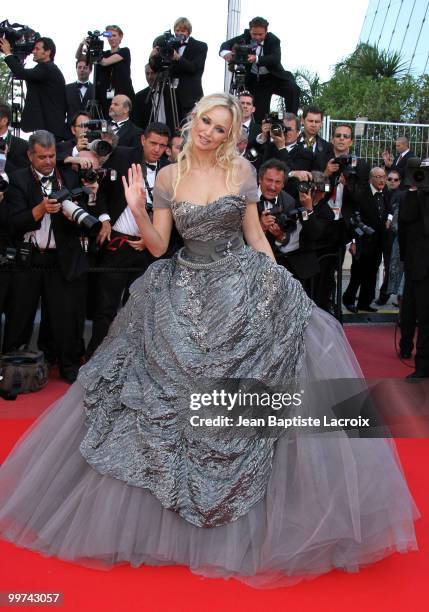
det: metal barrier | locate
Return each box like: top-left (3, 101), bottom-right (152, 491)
top-left (321, 117), bottom-right (429, 166)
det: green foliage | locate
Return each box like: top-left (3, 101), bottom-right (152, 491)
top-left (335, 43), bottom-right (408, 79)
top-left (294, 68), bottom-right (322, 108)
top-left (306, 42), bottom-right (428, 123)
top-left (0, 61), bottom-right (11, 104)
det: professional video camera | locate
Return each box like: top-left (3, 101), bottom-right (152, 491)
top-left (264, 112), bottom-right (285, 137)
top-left (404, 157), bottom-right (429, 191)
top-left (349, 211), bottom-right (375, 237)
top-left (152, 30), bottom-right (185, 69)
top-left (83, 30), bottom-right (112, 63)
top-left (78, 167), bottom-right (117, 184)
top-left (0, 19), bottom-right (40, 61)
top-left (297, 179), bottom-right (330, 194)
top-left (51, 187), bottom-right (101, 236)
top-left (232, 42), bottom-right (258, 65)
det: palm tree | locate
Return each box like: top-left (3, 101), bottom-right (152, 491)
top-left (294, 68), bottom-right (322, 108)
top-left (336, 43), bottom-right (408, 79)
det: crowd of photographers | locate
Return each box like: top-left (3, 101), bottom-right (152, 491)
top-left (0, 15), bottom-right (429, 380)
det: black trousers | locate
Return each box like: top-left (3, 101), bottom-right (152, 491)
top-left (2, 251), bottom-right (87, 374)
top-left (343, 242), bottom-right (382, 308)
top-left (378, 230), bottom-right (394, 300)
top-left (400, 273), bottom-right (417, 354)
top-left (246, 73), bottom-right (300, 123)
top-left (86, 241), bottom-right (154, 358)
top-left (403, 271), bottom-right (429, 375)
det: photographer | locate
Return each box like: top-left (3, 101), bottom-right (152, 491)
top-left (342, 168), bottom-right (393, 313)
top-left (258, 159), bottom-right (332, 294)
top-left (2, 131), bottom-right (91, 382)
top-left (77, 25), bottom-right (134, 118)
top-left (256, 112), bottom-right (314, 176)
top-left (108, 95), bottom-right (142, 147)
top-left (85, 122), bottom-right (173, 358)
top-left (298, 106), bottom-right (332, 172)
top-left (151, 18), bottom-right (207, 124)
top-left (0, 36), bottom-right (67, 140)
top-left (398, 162), bottom-right (429, 378)
top-left (65, 58), bottom-right (94, 124)
top-left (219, 16), bottom-right (299, 122)
top-left (0, 103), bottom-right (29, 173)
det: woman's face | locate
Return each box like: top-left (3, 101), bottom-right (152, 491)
top-left (191, 106), bottom-right (232, 153)
top-left (107, 30), bottom-right (122, 50)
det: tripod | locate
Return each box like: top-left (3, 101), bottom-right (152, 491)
top-left (85, 61), bottom-right (104, 119)
top-left (228, 64), bottom-right (248, 97)
top-left (2, 75), bottom-right (25, 137)
top-left (146, 67), bottom-right (180, 131)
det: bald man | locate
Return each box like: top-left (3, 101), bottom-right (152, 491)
top-left (108, 94), bottom-right (142, 148)
top-left (382, 136), bottom-right (415, 179)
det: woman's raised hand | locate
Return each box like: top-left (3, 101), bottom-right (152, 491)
top-left (122, 164), bottom-right (148, 220)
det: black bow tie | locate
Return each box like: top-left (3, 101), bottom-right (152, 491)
top-left (110, 121), bottom-right (118, 127)
top-left (261, 197), bottom-right (276, 206)
top-left (146, 163), bottom-right (157, 171)
top-left (40, 175), bottom-right (53, 184)
top-left (77, 82), bottom-right (88, 88)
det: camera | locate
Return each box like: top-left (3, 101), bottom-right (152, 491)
top-left (264, 112), bottom-right (285, 137)
top-left (0, 19), bottom-right (40, 61)
top-left (404, 157), bottom-right (429, 191)
top-left (257, 201), bottom-right (302, 233)
top-left (79, 119), bottom-right (108, 142)
top-left (51, 187), bottom-right (101, 236)
top-left (0, 243), bottom-right (32, 268)
top-left (152, 30), bottom-right (185, 69)
top-left (78, 167), bottom-right (117, 184)
top-left (232, 42), bottom-right (257, 65)
top-left (333, 155), bottom-right (359, 186)
top-left (83, 30), bottom-right (112, 64)
top-left (297, 179), bottom-right (330, 194)
top-left (349, 211), bottom-right (375, 237)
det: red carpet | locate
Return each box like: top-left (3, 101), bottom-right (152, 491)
top-left (0, 324), bottom-right (428, 611)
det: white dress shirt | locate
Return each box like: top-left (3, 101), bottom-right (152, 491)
top-left (24, 170), bottom-right (56, 249)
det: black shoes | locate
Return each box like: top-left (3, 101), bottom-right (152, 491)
top-left (358, 305), bottom-right (378, 313)
top-left (342, 299), bottom-right (358, 313)
top-left (375, 296), bottom-right (389, 306)
top-left (406, 371), bottom-right (429, 379)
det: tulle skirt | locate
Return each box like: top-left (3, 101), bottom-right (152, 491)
top-left (0, 309), bottom-right (419, 588)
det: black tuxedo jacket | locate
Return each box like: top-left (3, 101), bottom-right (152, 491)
top-left (399, 190), bottom-right (429, 280)
top-left (65, 81), bottom-right (95, 123)
top-left (391, 150), bottom-right (415, 178)
top-left (220, 30), bottom-right (293, 81)
top-left (5, 56), bottom-right (67, 139)
top-left (168, 38), bottom-right (207, 111)
top-left (4, 134), bottom-right (29, 174)
top-left (264, 190), bottom-right (333, 279)
top-left (131, 86), bottom-right (176, 132)
top-left (245, 116), bottom-right (261, 147)
top-left (114, 120), bottom-right (142, 148)
top-left (298, 135), bottom-right (332, 172)
top-left (5, 166), bottom-right (88, 280)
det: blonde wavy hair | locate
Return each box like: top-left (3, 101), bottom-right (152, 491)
top-left (173, 93), bottom-right (243, 198)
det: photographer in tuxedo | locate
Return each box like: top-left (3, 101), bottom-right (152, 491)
top-left (151, 17), bottom-right (208, 123)
top-left (108, 95), bottom-right (142, 148)
top-left (65, 59), bottom-right (94, 124)
top-left (258, 159), bottom-right (332, 294)
top-left (342, 168), bottom-right (393, 313)
top-left (299, 106), bottom-right (332, 172)
top-left (86, 122), bottom-right (173, 358)
top-left (0, 103), bottom-right (29, 173)
top-left (2, 131), bottom-right (91, 382)
top-left (219, 16), bottom-right (299, 122)
top-left (0, 37), bottom-right (67, 140)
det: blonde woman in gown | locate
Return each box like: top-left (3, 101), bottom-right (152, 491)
top-left (0, 93), bottom-right (418, 588)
